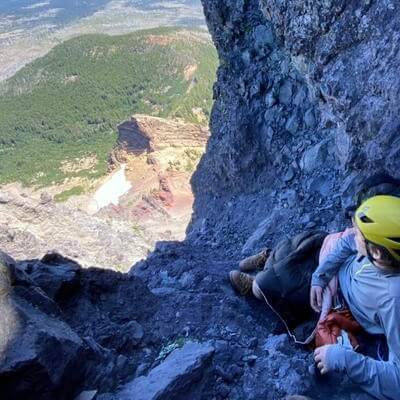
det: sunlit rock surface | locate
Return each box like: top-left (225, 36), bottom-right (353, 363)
top-left (97, 114), bottom-right (209, 241)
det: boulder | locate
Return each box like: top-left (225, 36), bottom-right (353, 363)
top-left (40, 191), bottom-right (53, 204)
top-left (241, 208), bottom-right (297, 256)
top-left (279, 80), bottom-right (293, 105)
top-left (334, 128), bottom-right (352, 169)
top-left (18, 252), bottom-right (80, 300)
top-left (0, 287), bottom-right (85, 399)
top-left (253, 24), bottom-right (274, 49)
top-left (285, 114), bottom-right (300, 134)
top-left (97, 320), bottom-right (144, 352)
top-left (117, 341), bottom-right (215, 400)
top-left (300, 141), bottom-right (329, 173)
top-left (74, 390), bottom-right (98, 400)
top-left (263, 334), bottom-right (290, 355)
top-left (0, 251), bottom-right (15, 296)
top-left (304, 109), bottom-right (316, 129)
top-left (241, 217), bottom-right (272, 256)
top-left (0, 252), bottom-right (85, 400)
top-left (0, 191), bottom-right (14, 204)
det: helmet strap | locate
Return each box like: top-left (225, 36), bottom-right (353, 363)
top-left (365, 242), bottom-right (378, 265)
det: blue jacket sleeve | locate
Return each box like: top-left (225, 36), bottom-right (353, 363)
top-left (326, 297), bottom-right (400, 400)
top-left (311, 233), bottom-right (357, 288)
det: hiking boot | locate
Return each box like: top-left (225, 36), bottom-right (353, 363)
top-left (239, 249), bottom-right (270, 272)
top-left (229, 271), bottom-right (254, 296)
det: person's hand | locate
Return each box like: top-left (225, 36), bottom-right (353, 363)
top-left (314, 345), bottom-right (333, 375)
top-left (310, 285), bottom-right (323, 313)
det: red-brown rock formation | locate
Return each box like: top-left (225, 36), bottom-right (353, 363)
top-left (99, 115), bottom-right (210, 241)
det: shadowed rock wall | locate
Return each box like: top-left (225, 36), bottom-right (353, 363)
top-left (189, 0), bottom-right (400, 254)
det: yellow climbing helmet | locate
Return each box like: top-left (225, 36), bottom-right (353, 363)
top-left (355, 195), bottom-right (400, 262)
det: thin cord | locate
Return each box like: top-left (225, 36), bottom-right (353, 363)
top-left (259, 287), bottom-right (316, 345)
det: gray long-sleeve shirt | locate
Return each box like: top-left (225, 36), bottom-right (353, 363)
top-left (311, 232), bottom-right (400, 400)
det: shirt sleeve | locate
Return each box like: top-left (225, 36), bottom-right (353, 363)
top-left (326, 297), bottom-right (400, 400)
top-left (311, 232), bottom-right (357, 288)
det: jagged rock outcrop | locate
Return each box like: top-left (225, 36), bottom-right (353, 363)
top-left (1, 239), bottom-right (369, 400)
top-left (190, 0), bottom-right (400, 254)
top-left (0, 253), bottom-right (85, 400)
top-left (0, 251), bottom-right (159, 399)
top-left (117, 341), bottom-right (215, 400)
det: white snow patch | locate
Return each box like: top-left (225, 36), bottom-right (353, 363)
top-left (89, 164), bottom-right (132, 214)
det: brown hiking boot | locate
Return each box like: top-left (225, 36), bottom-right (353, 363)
top-left (239, 249), bottom-right (270, 272)
top-left (229, 271), bottom-right (255, 296)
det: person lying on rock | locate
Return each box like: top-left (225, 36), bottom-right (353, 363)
top-left (230, 177), bottom-right (400, 400)
top-left (230, 173), bottom-right (400, 298)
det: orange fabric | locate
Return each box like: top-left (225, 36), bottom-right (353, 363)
top-left (315, 309), bottom-right (363, 349)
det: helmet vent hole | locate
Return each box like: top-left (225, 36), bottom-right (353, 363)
top-left (389, 237), bottom-right (400, 244)
top-left (359, 213), bottom-right (374, 223)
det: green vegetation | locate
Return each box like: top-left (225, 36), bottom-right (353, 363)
top-left (54, 186), bottom-right (86, 202)
top-left (0, 27), bottom-right (218, 186)
top-left (156, 337), bottom-right (187, 362)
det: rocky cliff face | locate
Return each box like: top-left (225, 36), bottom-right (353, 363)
top-left (1, 2), bottom-right (400, 400)
top-left (190, 0), bottom-right (400, 254)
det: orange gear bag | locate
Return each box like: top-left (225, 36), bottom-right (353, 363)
top-left (315, 308), bottom-right (363, 349)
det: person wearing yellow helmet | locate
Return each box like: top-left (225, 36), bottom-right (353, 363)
top-left (311, 195), bottom-right (400, 400)
top-left (354, 195), bottom-right (400, 268)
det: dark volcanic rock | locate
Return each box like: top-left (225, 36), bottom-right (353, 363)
top-left (190, 0), bottom-right (400, 254)
top-left (0, 252), bottom-right (160, 399)
top-left (97, 320), bottom-right (144, 352)
top-left (0, 239), bottom-right (363, 400)
top-left (0, 259), bottom-right (85, 400)
top-left (18, 252), bottom-right (81, 300)
top-left (117, 341), bottom-right (215, 400)
top-left (0, 298), bottom-right (84, 400)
